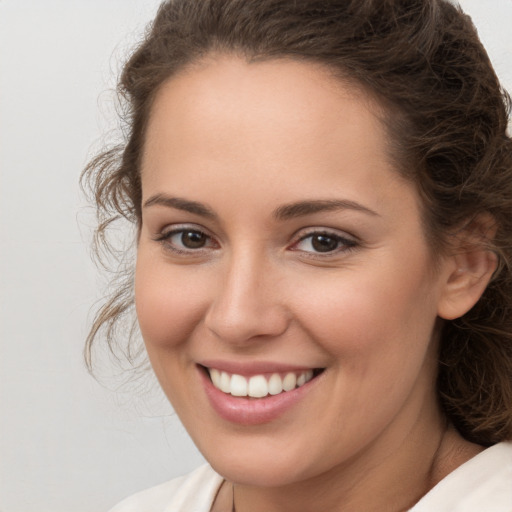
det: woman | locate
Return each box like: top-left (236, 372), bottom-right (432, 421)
top-left (83, 0), bottom-right (512, 510)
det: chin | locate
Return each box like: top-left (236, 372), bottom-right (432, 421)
top-left (210, 454), bottom-right (307, 487)
top-left (193, 430), bottom-right (324, 487)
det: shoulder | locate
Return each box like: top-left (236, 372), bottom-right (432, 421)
top-left (410, 441), bottom-right (512, 512)
top-left (107, 464), bottom-right (223, 512)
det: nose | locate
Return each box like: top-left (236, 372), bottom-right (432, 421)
top-left (204, 250), bottom-right (290, 345)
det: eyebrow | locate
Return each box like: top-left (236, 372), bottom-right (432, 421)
top-left (143, 194), bottom-right (217, 219)
top-left (273, 199), bottom-right (379, 220)
top-left (143, 194), bottom-right (379, 220)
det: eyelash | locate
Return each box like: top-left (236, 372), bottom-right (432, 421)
top-left (291, 230), bottom-right (358, 257)
top-left (154, 225), bottom-right (218, 255)
top-left (153, 225), bottom-right (358, 258)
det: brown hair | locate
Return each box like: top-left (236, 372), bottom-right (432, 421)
top-left (82, 0), bottom-right (512, 445)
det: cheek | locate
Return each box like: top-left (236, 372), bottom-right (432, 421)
top-left (293, 262), bottom-right (439, 366)
top-left (292, 266), bottom-right (440, 434)
top-left (135, 255), bottom-right (207, 350)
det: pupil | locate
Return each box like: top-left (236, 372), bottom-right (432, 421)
top-left (312, 234), bottom-right (338, 252)
top-left (182, 231), bottom-right (206, 249)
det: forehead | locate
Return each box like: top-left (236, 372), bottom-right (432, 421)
top-left (141, 55), bottom-right (416, 220)
top-left (143, 56), bottom-right (388, 165)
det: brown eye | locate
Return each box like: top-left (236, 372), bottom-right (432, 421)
top-left (311, 234), bottom-right (339, 253)
top-left (156, 227), bottom-right (216, 254)
top-left (181, 230), bottom-right (207, 249)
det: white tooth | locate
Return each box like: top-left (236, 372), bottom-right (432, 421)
top-left (210, 368), bottom-right (221, 388)
top-left (248, 375), bottom-right (268, 398)
top-left (305, 370), bottom-right (314, 382)
top-left (268, 373), bottom-right (283, 395)
top-left (282, 372), bottom-right (297, 391)
top-left (296, 372), bottom-right (306, 387)
top-left (220, 371), bottom-right (231, 393)
top-left (230, 374), bottom-right (248, 397)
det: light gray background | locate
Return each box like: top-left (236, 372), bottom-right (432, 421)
top-left (1, 1), bottom-right (511, 511)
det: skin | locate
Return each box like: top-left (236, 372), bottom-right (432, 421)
top-left (135, 56), bottom-right (493, 511)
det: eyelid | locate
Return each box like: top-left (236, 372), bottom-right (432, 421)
top-left (293, 225), bottom-right (357, 242)
top-left (157, 222), bottom-right (208, 238)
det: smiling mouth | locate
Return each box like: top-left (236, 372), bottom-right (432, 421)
top-left (203, 366), bottom-right (325, 398)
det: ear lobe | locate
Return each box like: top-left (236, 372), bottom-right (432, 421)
top-left (437, 215), bottom-right (498, 321)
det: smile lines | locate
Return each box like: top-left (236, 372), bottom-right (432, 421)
top-left (207, 368), bottom-right (316, 398)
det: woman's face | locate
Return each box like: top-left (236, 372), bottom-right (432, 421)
top-left (136, 56), bottom-right (454, 487)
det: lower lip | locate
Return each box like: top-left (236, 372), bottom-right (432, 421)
top-left (199, 367), bottom-right (321, 425)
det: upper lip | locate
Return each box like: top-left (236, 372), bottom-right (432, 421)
top-left (198, 359), bottom-right (322, 377)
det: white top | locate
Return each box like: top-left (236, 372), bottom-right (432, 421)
top-left (108, 441), bottom-right (512, 512)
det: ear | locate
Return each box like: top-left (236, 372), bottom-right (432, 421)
top-left (437, 214), bottom-right (498, 320)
